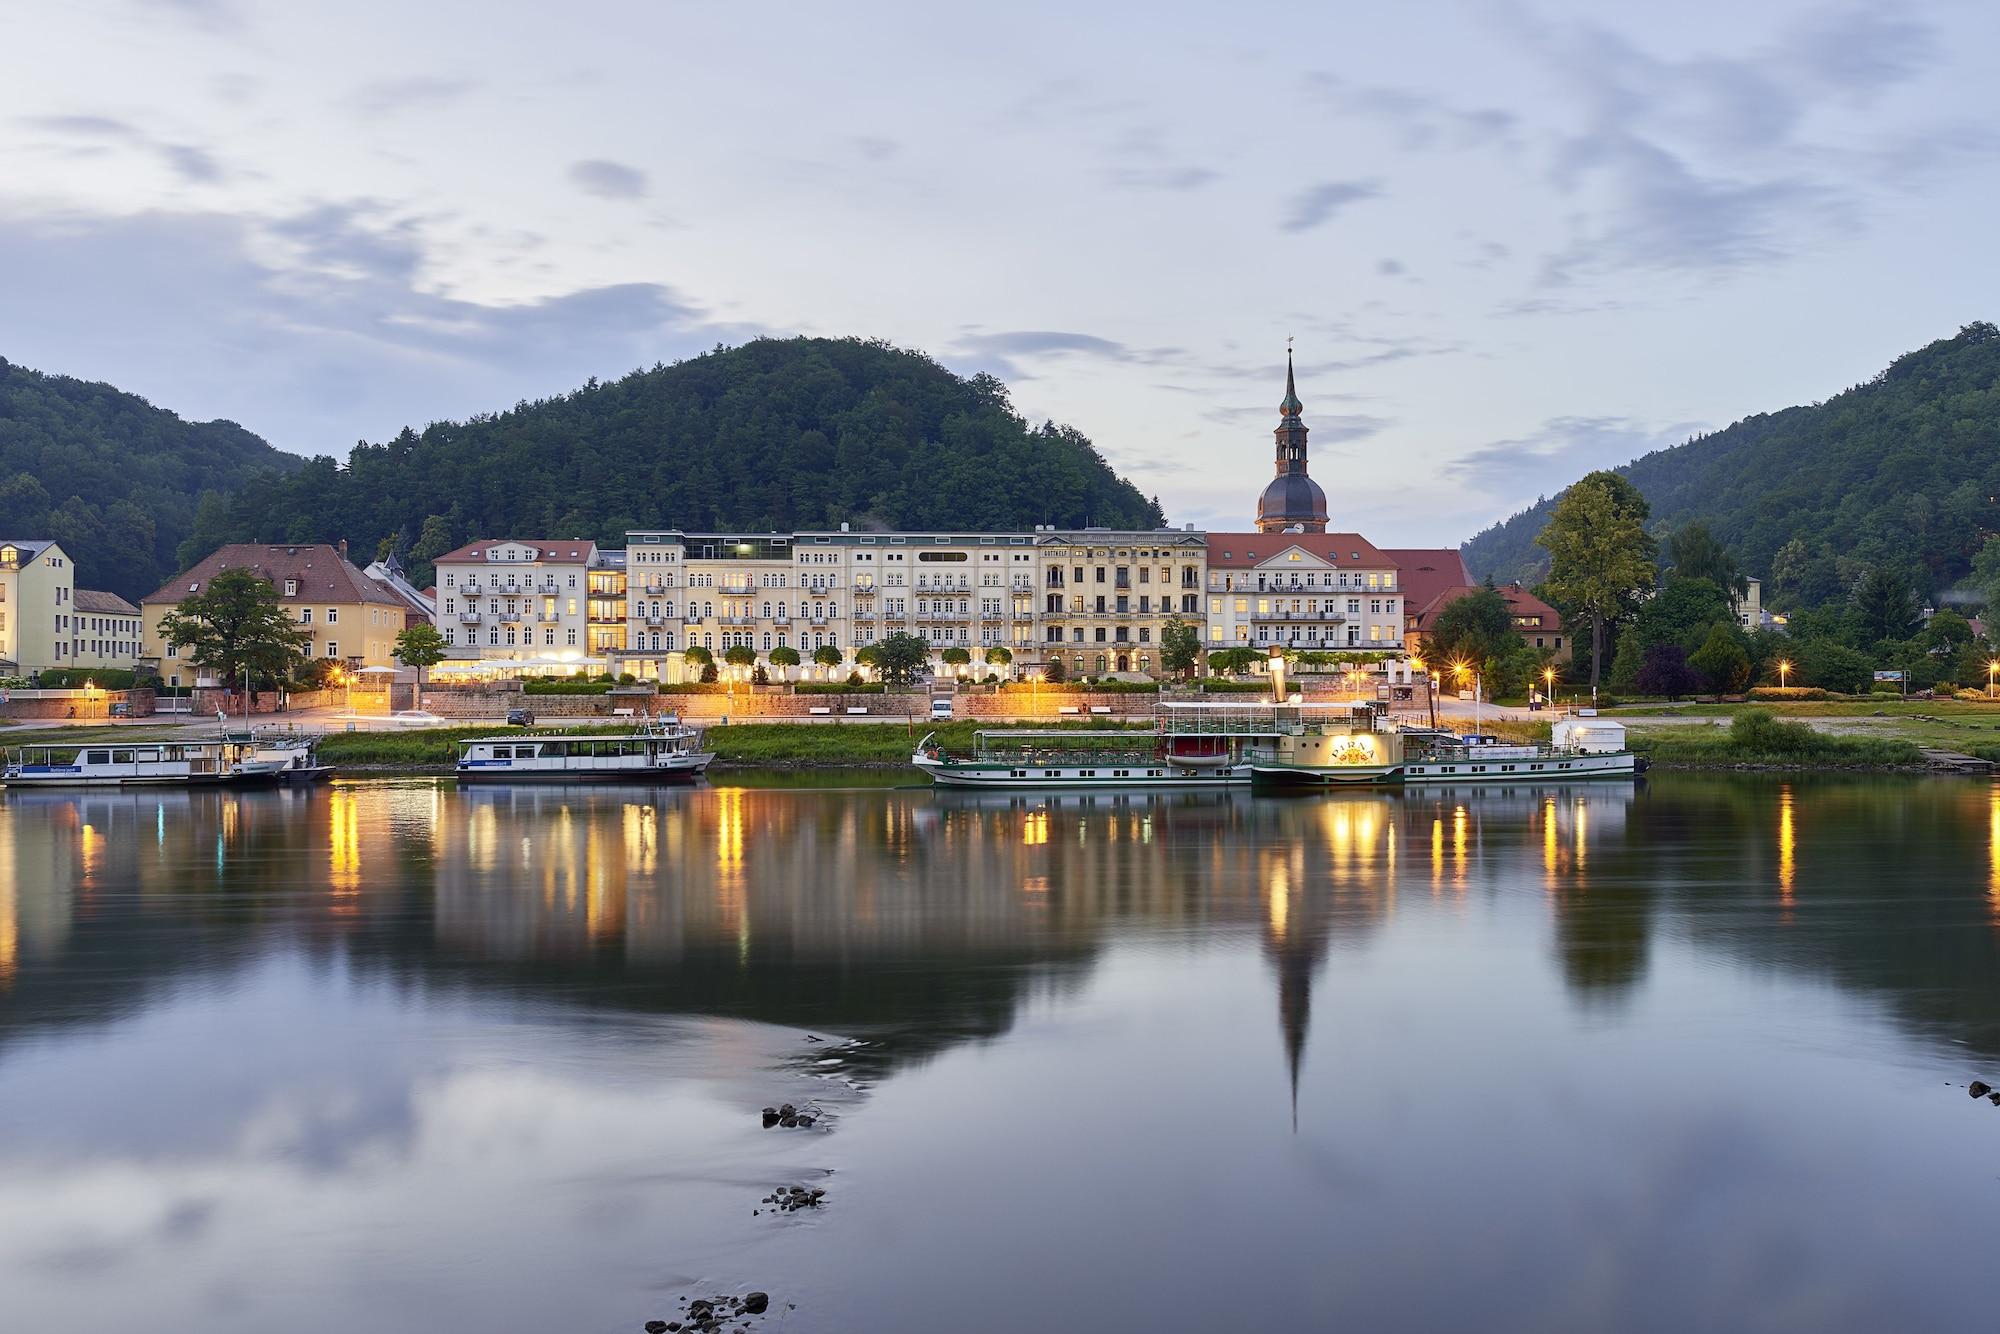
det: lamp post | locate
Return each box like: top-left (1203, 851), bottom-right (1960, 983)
top-left (1989, 659), bottom-right (1997, 700)
top-left (1779, 659), bottom-right (1791, 692)
top-left (1030, 669), bottom-right (1042, 718)
top-left (1543, 666), bottom-right (1556, 713)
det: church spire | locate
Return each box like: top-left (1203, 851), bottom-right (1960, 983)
top-left (1280, 344), bottom-right (1303, 421)
top-left (1255, 344), bottom-right (1329, 533)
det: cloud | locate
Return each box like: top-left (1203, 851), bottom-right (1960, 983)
top-left (1313, 413), bottom-right (1395, 443)
top-left (0, 203), bottom-right (745, 455)
top-left (17, 114), bottom-right (228, 184)
top-left (950, 328), bottom-right (1187, 382)
top-left (1103, 165), bottom-right (1221, 191)
top-left (1785, 5), bottom-right (1938, 96)
top-left (1279, 180), bottom-right (1382, 232)
top-left (1376, 258), bottom-right (1405, 276)
top-left (135, 0), bottom-right (246, 33)
top-left (852, 136), bottom-right (899, 162)
top-left (567, 159), bottom-right (648, 200)
top-left (1301, 73), bottom-right (1519, 152)
top-left (1444, 415), bottom-right (1702, 499)
top-left (347, 77), bottom-right (477, 118)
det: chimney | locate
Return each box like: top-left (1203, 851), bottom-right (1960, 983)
top-left (337, 539), bottom-right (348, 560)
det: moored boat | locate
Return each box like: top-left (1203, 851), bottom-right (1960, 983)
top-left (1246, 707), bottom-right (1639, 787)
top-left (454, 717), bottom-right (714, 783)
top-left (1, 737), bottom-right (286, 788)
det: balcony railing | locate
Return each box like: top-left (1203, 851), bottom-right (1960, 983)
top-left (537, 612), bottom-right (560, 623)
top-left (457, 612), bottom-right (481, 624)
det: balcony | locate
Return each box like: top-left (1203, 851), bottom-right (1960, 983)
top-left (457, 612), bottom-right (481, 625)
top-left (643, 614), bottom-right (668, 627)
top-left (852, 585), bottom-right (875, 597)
top-left (537, 612), bottom-right (561, 623)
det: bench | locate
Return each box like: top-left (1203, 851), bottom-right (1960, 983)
top-left (1058, 705), bottom-right (1081, 715)
top-left (1090, 706), bottom-right (1112, 715)
top-left (845, 706), bottom-right (869, 715)
top-left (611, 707), bottom-right (636, 718)
top-left (808, 706), bottom-right (832, 715)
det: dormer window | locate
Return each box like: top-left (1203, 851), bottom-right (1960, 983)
top-left (284, 579), bottom-right (298, 596)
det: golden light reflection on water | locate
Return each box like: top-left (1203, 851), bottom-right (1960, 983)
top-left (1430, 817), bottom-right (1443, 893)
top-left (1022, 810), bottom-right (1049, 846)
top-left (1452, 805), bottom-right (1468, 885)
top-left (1542, 796), bottom-right (1558, 886)
top-left (80, 823), bottom-right (102, 887)
top-left (0, 817), bottom-right (14, 988)
top-left (1778, 785), bottom-right (1795, 907)
top-left (1989, 786), bottom-right (2000, 924)
top-left (1268, 858), bottom-right (1290, 940)
top-left (1573, 799), bottom-right (1587, 871)
top-left (329, 789), bottom-right (361, 899)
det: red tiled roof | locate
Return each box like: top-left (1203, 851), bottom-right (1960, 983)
top-left (434, 539), bottom-right (596, 565)
top-left (142, 544), bottom-right (402, 606)
top-left (1381, 548), bottom-right (1474, 615)
top-left (1410, 581), bottom-right (1563, 633)
top-left (1204, 532), bottom-right (1393, 568)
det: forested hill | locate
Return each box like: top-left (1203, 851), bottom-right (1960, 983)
top-left (0, 358), bottom-right (300, 600)
top-left (1461, 322), bottom-right (2000, 599)
top-left (188, 337), bottom-right (1166, 583)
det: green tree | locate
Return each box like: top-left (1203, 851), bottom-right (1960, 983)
top-left (940, 646), bottom-right (973, 670)
top-left (1159, 615), bottom-right (1201, 677)
top-left (1922, 610), bottom-right (1974, 668)
top-left (393, 623), bottom-right (448, 689)
top-left (1207, 646), bottom-right (1261, 676)
top-left (1852, 566), bottom-right (1921, 643)
top-left (722, 644), bottom-right (757, 669)
top-left (1663, 521), bottom-right (1749, 607)
top-left (984, 645), bottom-right (1014, 668)
top-left (768, 645), bottom-right (802, 677)
top-left (1797, 638), bottom-right (1873, 692)
top-left (812, 644), bottom-right (843, 670)
top-left (1634, 575), bottom-right (1732, 651)
top-left (1970, 536), bottom-right (2000, 612)
top-left (855, 644), bottom-right (882, 669)
top-left (1607, 633), bottom-right (1644, 693)
top-left (682, 644), bottom-right (714, 668)
top-left (158, 568), bottom-right (312, 688)
top-left (871, 631), bottom-right (930, 685)
top-left (1688, 622), bottom-right (1752, 696)
top-left (1042, 654), bottom-right (1066, 683)
top-left (1425, 585), bottom-right (1516, 670)
top-left (1536, 471), bottom-right (1657, 688)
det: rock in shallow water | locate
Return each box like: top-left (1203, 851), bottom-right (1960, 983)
top-left (743, 1292), bottom-right (770, 1314)
top-left (1971, 1080), bottom-right (1992, 1098)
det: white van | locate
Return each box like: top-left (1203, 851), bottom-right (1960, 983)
top-left (930, 697), bottom-right (953, 720)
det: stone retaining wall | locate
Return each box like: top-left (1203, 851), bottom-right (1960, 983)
top-left (0, 687), bottom-right (155, 719)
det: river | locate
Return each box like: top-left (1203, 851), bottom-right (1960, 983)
top-left (2, 775), bottom-right (1998, 1332)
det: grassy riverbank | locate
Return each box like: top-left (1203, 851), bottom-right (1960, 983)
top-left (312, 719), bottom-right (1154, 770)
top-left (1629, 710), bottom-right (1923, 769)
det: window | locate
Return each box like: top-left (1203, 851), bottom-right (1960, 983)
top-left (326, 607), bottom-right (338, 624)
top-left (325, 641), bottom-right (338, 658)
top-left (299, 608), bottom-right (313, 623)
top-left (284, 579), bottom-right (298, 595)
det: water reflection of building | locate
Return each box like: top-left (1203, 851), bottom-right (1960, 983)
top-left (22, 778), bottom-right (2000, 1077)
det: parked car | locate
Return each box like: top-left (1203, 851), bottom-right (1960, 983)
top-left (506, 707), bottom-right (535, 726)
top-left (930, 697), bottom-right (953, 720)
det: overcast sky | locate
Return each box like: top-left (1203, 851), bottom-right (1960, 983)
top-left (2, 0), bottom-right (1995, 543)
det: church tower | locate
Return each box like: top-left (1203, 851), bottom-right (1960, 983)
top-left (1254, 348), bottom-right (1330, 533)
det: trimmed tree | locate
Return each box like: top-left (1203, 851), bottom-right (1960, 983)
top-left (158, 568), bottom-right (312, 689)
top-left (812, 644), bottom-right (843, 671)
top-left (1160, 615), bottom-right (1201, 678)
top-left (872, 631), bottom-right (930, 686)
top-left (984, 645), bottom-right (1014, 668)
top-left (1207, 646), bottom-right (1261, 676)
top-left (769, 645), bottom-right (801, 680)
top-left (940, 646), bottom-right (973, 671)
top-left (682, 644), bottom-right (714, 667)
top-left (722, 644), bottom-right (757, 670)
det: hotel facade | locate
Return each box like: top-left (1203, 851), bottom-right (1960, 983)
top-left (427, 357), bottom-right (1479, 682)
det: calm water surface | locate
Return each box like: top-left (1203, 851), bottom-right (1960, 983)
top-left (4, 775), bottom-right (2000, 1333)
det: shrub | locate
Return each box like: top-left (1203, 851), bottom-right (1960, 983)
top-left (522, 679), bottom-right (614, 695)
top-left (1747, 686), bottom-right (1830, 701)
top-left (795, 681), bottom-right (886, 695)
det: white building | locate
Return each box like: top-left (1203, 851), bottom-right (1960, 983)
top-left (1203, 532), bottom-right (1405, 653)
top-left (432, 539), bottom-right (601, 665)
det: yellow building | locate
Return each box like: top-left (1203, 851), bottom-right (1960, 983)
top-left (141, 543), bottom-right (405, 686)
top-left (0, 539), bottom-right (80, 675)
top-left (70, 590), bottom-right (144, 672)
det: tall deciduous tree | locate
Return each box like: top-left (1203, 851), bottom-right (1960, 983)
top-left (1536, 471), bottom-right (1657, 687)
top-left (158, 569), bottom-right (312, 688)
top-left (1663, 521), bottom-right (1749, 608)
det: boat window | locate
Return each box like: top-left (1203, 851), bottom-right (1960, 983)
top-left (489, 746), bottom-right (512, 759)
top-left (112, 750), bottom-right (134, 764)
top-left (85, 750), bottom-right (110, 764)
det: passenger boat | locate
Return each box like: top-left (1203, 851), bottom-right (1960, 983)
top-left (911, 702), bottom-right (1352, 788)
top-left (230, 728), bottom-right (334, 786)
top-left (913, 700), bottom-right (1639, 790)
top-left (0, 737), bottom-right (287, 788)
top-left (1246, 710), bottom-right (1639, 787)
top-left (453, 717), bottom-right (714, 783)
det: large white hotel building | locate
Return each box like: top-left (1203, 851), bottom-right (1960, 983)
top-left (428, 358), bottom-right (1467, 680)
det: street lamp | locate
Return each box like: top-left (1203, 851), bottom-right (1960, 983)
top-left (1030, 669), bottom-right (1042, 717)
top-left (1989, 659), bottom-right (1997, 699)
top-left (1543, 665), bottom-right (1556, 712)
top-left (1779, 659), bottom-right (1791, 691)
